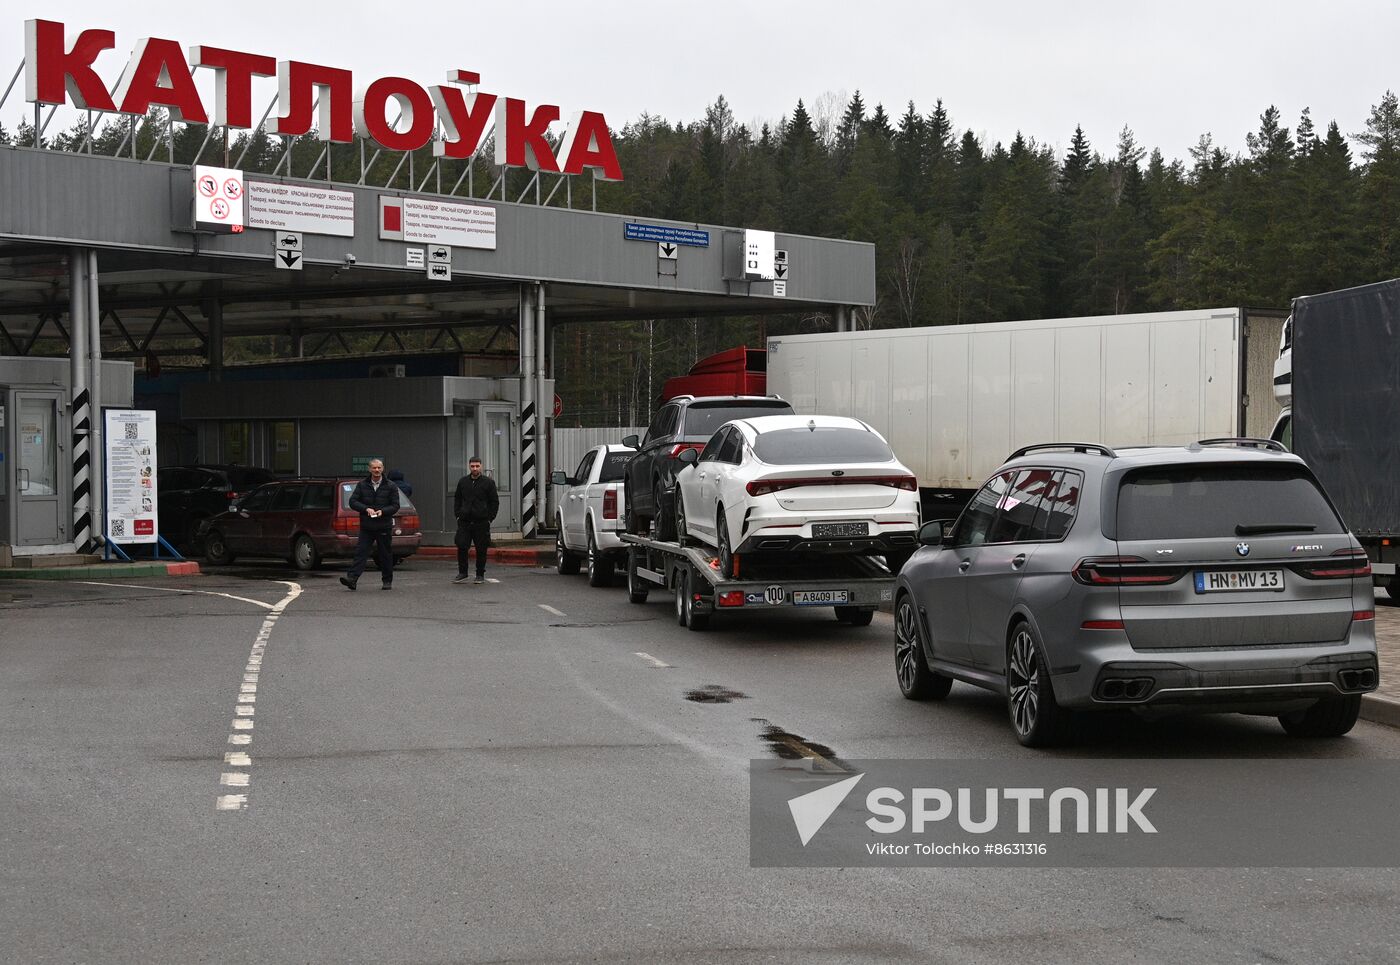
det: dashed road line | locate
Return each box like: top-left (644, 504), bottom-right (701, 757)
top-left (634, 651), bottom-right (672, 669)
top-left (487, 578), bottom-right (501, 584)
top-left (217, 580), bottom-right (301, 813)
top-left (538, 604), bottom-right (566, 617)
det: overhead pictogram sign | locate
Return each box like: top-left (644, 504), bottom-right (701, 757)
top-left (192, 164), bottom-right (244, 233)
top-left (274, 231), bottom-right (302, 270)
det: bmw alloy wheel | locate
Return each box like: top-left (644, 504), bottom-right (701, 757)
top-left (895, 600), bottom-right (920, 692)
top-left (1008, 628), bottom-right (1040, 737)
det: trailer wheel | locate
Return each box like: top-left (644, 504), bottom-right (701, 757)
top-left (626, 551), bottom-right (649, 604)
top-left (682, 569), bottom-right (710, 632)
top-left (835, 606), bottom-right (874, 626)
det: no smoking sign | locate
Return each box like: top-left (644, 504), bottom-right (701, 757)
top-left (193, 165), bottom-right (245, 233)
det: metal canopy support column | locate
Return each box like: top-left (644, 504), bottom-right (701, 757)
top-left (208, 296), bottom-right (224, 381)
top-left (69, 248), bottom-right (92, 553)
top-left (835, 305), bottom-right (853, 333)
top-left (535, 282), bottom-right (549, 533)
top-left (87, 250), bottom-right (103, 550)
top-left (518, 284), bottom-right (537, 539)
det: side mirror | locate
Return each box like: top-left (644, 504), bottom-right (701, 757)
top-left (621, 435), bottom-right (640, 449)
top-left (550, 470), bottom-right (569, 487)
top-left (677, 448), bottom-right (699, 466)
top-left (918, 519), bottom-right (956, 546)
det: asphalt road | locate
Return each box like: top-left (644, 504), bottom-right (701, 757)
top-left (3, 559), bottom-right (1399, 964)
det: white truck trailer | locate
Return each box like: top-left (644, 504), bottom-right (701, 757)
top-left (767, 307), bottom-right (1284, 509)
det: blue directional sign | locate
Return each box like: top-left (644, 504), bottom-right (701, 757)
top-left (624, 222), bottom-right (710, 248)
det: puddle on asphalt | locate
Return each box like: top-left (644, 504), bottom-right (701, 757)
top-left (752, 717), bottom-right (848, 771)
top-left (684, 684), bottom-right (749, 704)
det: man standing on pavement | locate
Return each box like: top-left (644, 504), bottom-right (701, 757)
top-left (453, 456), bottom-right (499, 584)
top-left (340, 458), bottom-right (400, 591)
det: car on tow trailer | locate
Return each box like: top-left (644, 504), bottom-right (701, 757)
top-left (198, 477), bottom-right (422, 569)
top-left (551, 443), bottom-right (635, 587)
top-left (895, 440), bottom-right (1379, 747)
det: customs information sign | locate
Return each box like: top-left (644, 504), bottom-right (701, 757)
top-left (104, 409), bottom-right (158, 543)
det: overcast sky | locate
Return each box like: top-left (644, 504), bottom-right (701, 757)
top-left (5, 1), bottom-right (1398, 164)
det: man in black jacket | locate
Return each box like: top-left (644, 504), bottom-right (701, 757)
top-left (340, 459), bottom-right (400, 591)
top-left (453, 456), bottom-right (499, 584)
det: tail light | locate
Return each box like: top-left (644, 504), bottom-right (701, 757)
top-left (332, 515), bottom-right (359, 534)
top-left (1294, 548), bottom-right (1372, 580)
top-left (226, 491), bottom-right (242, 501)
top-left (602, 489), bottom-right (618, 520)
top-left (717, 591), bottom-right (746, 607)
top-left (1081, 620), bottom-right (1126, 630)
top-left (746, 474), bottom-right (918, 497)
top-left (668, 443), bottom-right (705, 459)
top-left (1353, 610), bottom-right (1376, 622)
top-left (398, 514), bottom-right (421, 532)
top-left (1072, 557), bottom-right (1184, 586)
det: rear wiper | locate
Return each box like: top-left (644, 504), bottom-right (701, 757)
top-left (1235, 523), bottom-right (1317, 535)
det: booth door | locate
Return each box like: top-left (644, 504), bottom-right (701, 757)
top-left (480, 405), bottom-right (518, 534)
top-left (0, 388), bottom-right (8, 544)
top-left (15, 390), bottom-right (66, 546)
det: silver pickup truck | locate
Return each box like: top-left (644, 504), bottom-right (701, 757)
top-left (551, 444), bottom-right (635, 587)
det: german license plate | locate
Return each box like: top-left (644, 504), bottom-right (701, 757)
top-left (813, 522), bottom-right (869, 538)
top-left (792, 589), bottom-right (849, 605)
top-left (1194, 569), bottom-right (1285, 593)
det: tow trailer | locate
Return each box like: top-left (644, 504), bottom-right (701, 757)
top-left (621, 533), bottom-right (896, 631)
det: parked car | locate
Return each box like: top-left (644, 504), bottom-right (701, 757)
top-left (198, 477), bottom-right (422, 569)
top-left (622, 394), bottom-right (794, 539)
top-left (551, 444), bottom-right (635, 587)
top-left (894, 440), bottom-right (1379, 747)
top-left (672, 414), bottom-right (921, 577)
top-left (157, 464), bottom-right (277, 550)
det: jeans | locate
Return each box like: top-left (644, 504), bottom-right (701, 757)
top-left (348, 528), bottom-right (393, 585)
top-left (457, 520), bottom-right (491, 577)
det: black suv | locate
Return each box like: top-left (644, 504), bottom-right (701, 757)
top-left (623, 395), bottom-right (794, 538)
top-left (158, 464), bottom-right (277, 550)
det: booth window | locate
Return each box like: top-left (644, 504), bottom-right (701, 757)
top-left (271, 422), bottom-right (297, 475)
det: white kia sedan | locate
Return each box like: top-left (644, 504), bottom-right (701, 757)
top-left (673, 415), bottom-right (921, 577)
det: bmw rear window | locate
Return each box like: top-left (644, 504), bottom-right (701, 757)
top-left (682, 402), bottom-right (793, 436)
top-left (1116, 465), bottom-right (1344, 540)
top-left (752, 427), bottom-right (894, 465)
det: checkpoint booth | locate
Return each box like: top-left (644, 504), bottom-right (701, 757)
top-left (0, 357), bottom-right (132, 558)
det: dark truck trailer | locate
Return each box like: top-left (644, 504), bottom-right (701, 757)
top-left (1274, 278), bottom-right (1400, 596)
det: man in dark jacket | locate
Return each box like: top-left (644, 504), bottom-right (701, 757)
top-left (453, 456), bottom-right (499, 584)
top-left (340, 459), bottom-right (401, 591)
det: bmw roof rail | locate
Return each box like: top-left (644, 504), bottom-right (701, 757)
top-left (1192, 437), bottom-right (1288, 452)
top-left (1006, 442), bottom-right (1118, 460)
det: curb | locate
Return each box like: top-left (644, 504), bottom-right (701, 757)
top-left (1361, 694), bottom-right (1400, 729)
top-left (415, 546), bottom-right (552, 567)
top-left (0, 560), bottom-right (201, 581)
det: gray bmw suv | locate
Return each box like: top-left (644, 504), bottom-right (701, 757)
top-left (895, 440), bottom-right (1379, 747)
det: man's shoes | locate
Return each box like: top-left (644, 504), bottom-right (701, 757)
top-left (381, 583), bottom-right (392, 591)
top-left (339, 576), bottom-right (357, 591)
top-left (473, 576), bottom-right (485, 584)
top-left (452, 574), bottom-right (470, 584)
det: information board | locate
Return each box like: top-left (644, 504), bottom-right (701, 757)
top-left (104, 409), bottom-right (159, 544)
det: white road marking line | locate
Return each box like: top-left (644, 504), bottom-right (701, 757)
top-left (634, 651), bottom-right (672, 669)
top-left (538, 604), bottom-right (566, 617)
top-left (216, 581), bottom-right (301, 813)
top-left (74, 581), bottom-right (277, 610)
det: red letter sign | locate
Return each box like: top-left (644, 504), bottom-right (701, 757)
top-left (113, 37), bottom-right (208, 123)
top-left (25, 19), bottom-right (116, 111)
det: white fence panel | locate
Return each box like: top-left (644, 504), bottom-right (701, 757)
top-left (550, 427), bottom-right (645, 478)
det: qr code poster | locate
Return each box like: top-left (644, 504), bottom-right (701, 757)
top-left (103, 410), bottom-right (159, 544)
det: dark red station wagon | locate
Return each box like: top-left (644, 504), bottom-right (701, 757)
top-left (197, 477), bottom-right (423, 570)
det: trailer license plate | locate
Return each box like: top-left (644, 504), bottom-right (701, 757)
top-left (813, 522), bottom-right (869, 538)
top-left (1194, 569), bottom-right (1285, 593)
top-left (793, 590), bottom-right (849, 605)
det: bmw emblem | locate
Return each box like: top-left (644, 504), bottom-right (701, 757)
top-left (1236, 542), bottom-right (1250, 557)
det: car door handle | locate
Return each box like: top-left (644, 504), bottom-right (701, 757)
top-left (1012, 554), bottom-right (1027, 569)
top-left (958, 559), bottom-right (972, 572)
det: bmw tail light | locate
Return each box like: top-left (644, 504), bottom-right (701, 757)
top-left (602, 489), bottom-right (618, 520)
top-left (746, 475), bottom-right (918, 497)
top-left (1072, 557), bottom-right (1184, 586)
top-left (1294, 548), bottom-right (1372, 580)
